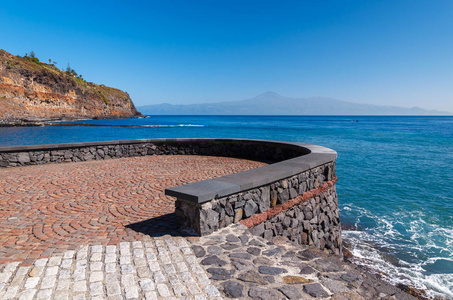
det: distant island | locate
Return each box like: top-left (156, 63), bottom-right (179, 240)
top-left (0, 49), bottom-right (143, 125)
top-left (138, 91), bottom-right (451, 116)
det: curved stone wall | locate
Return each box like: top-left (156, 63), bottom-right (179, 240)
top-left (0, 138), bottom-right (341, 255)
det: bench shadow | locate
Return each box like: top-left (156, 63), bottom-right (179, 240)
top-left (125, 213), bottom-right (198, 237)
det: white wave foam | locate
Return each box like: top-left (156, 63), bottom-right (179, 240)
top-left (344, 228), bottom-right (453, 299)
top-left (140, 124), bottom-right (205, 128)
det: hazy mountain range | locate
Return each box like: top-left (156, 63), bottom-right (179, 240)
top-left (138, 92), bottom-right (451, 115)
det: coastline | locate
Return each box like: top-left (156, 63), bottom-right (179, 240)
top-left (0, 115), bottom-right (145, 127)
top-left (1, 116), bottom-right (451, 299)
top-left (342, 246), bottom-right (439, 300)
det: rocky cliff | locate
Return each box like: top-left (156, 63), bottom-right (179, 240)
top-left (0, 50), bottom-right (143, 124)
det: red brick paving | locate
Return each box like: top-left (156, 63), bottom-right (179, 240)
top-left (0, 155), bottom-right (266, 265)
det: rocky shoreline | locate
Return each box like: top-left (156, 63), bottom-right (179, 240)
top-left (189, 223), bottom-right (429, 300)
top-left (0, 117), bottom-right (146, 127)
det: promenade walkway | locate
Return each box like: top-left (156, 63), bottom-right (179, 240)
top-left (0, 155), bottom-right (265, 299)
top-left (0, 156), bottom-right (417, 300)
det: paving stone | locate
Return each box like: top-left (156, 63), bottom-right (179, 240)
top-left (300, 264), bottom-right (317, 275)
top-left (36, 289), bottom-right (52, 300)
top-left (230, 258), bottom-right (249, 271)
top-left (154, 271), bottom-right (167, 283)
top-left (173, 284), bottom-right (189, 297)
top-left (226, 234), bottom-right (241, 243)
top-left (168, 273), bottom-right (181, 285)
top-left (89, 282), bottom-right (104, 296)
top-left (248, 286), bottom-right (279, 300)
top-left (228, 252), bottom-right (252, 260)
top-left (220, 243), bottom-right (240, 250)
top-left (283, 275), bottom-right (312, 284)
top-left (187, 282), bottom-right (203, 295)
top-left (247, 246), bottom-right (261, 256)
top-left (73, 280), bottom-right (87, 292)
top-left (297, 249), bottom-right (318, 260)
top-left (181, 272), bottom-right (195, 283)
top-left (56, 279), bottom-right (71, 291)
top-left (204, 285), bottom-right (221, 296)
top-left (206, 246), bottom-right (223, 255)
top-left (253, 257), bottom-right (273, 265)
top-left (40, 276), bottom-right (56, 289)
top-left (323, 278), bottom-right (350, 293)
top-left (262, 247), bottom-right (283, 256)
top-left (192, 246), bottom-right (206, 257)
top-left (222, 280), bottom-right (244, 298)
top-left (303, 283), bottom-right (330, 298)
top-left (206, 268), bottom-right (233, 280)
top-left (3, 286), bottom-right (19, 299)
top-left (106, 282), bottom-right (121, 296)
top-left (237, 270), bottom-right (268, 285)
top-left (140, 279), bottom-right (155, 291)
top-left (201, 255), bottom-right (227, 267)
top-left (278, 285), bottom-right (304, 299)
top-left (258, 265), bottom-right (288, 275)
top-left (89, 271), bottom-right (103, 282)
top-left (17, 288), bottom-right (36, 300)
top-left (125, 286), bottom-right (139, 299)
top-left (157, 283), bottom-right (171, 297)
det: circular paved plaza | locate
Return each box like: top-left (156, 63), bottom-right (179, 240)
top-left (0, 155), bottom-right (266, 266)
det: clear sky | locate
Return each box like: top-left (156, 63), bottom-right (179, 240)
top-left (1, 1), bottom-right (452, 112)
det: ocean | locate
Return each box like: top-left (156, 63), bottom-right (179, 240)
top-left (1, 115), bottom-right (452, 299)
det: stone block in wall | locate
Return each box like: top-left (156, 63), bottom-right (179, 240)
top-left (244, 200), bottom-right (258, 217)
top-left (258, 186), bottom-right (270, 212)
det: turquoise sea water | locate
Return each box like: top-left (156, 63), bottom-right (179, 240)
top-left (1, 115), bottom-right (452, 298)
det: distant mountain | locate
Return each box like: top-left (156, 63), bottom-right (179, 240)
top-left (138, 92), bottom-right (451, 115)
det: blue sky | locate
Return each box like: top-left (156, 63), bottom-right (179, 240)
top-left (1, 1), bottom-right (452, 111)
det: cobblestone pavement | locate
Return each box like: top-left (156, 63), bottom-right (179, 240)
top-left (0, 156), bottom-right (418, 300)
top-left (0, 235), bottom-right (223, 300)
top-left (0, 155), bottom-right (266, 265)
top-left (0, 155), bottom-right (265, 299)
top-left (191, 224), bottom-right (417, 300)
